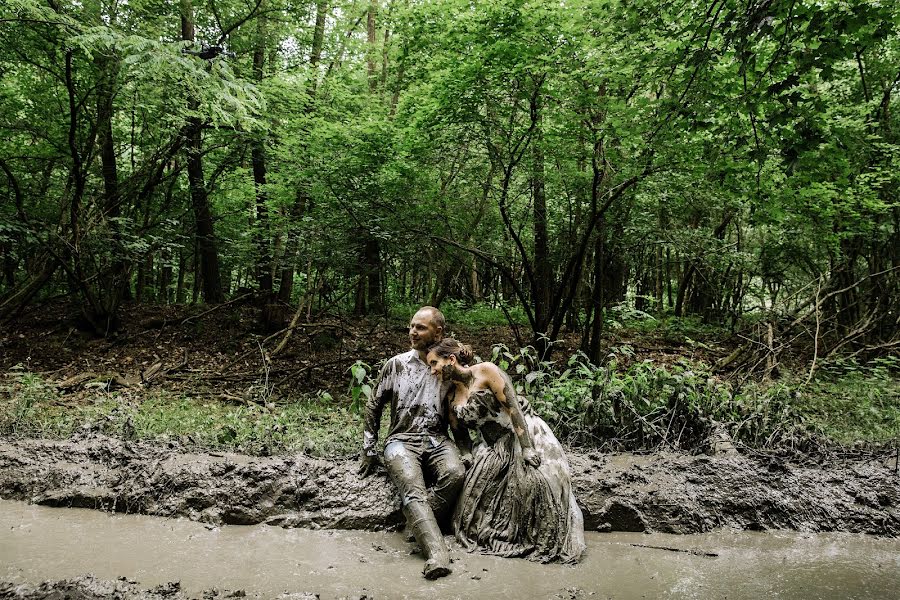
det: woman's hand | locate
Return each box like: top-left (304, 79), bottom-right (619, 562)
top-left (523, 447), bottom-right (541, 468)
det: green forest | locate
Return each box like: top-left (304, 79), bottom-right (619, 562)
top-left (1, 0), bottom-right (898, 454)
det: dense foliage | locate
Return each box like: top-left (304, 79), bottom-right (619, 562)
top-left (2, 0), bottom-right (898, 373)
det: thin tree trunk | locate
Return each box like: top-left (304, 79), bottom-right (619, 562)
top-left (176, 247), bottom-right (186, 304)
top-left (160, 251), bottom-right (173, 303)
top-left (666, 247), bottom-right (673, 309)
top-left (366, 237), bottom-right (384, 314)
top-left (366, 0), bottom-right (378, 92)
top-left (674, 262), bottom-right (694, 317)
top-left (277, 189), bottom-right (308, 302)
top-left (587, 230), bottom-right (605, 365)
top-left (277, 0), bottom-right (328, 302)
top-left (96, 43), bottom-right (129, 322)
top-left (182, 0), bottom-right (224, 304)
top-left (191, 236), bottom-right (200, 304)
top-left (531, 90), bottom-right (551, 350)
top-left (252, 1), bottom-right (273, 298)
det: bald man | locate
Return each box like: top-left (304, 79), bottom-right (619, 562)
top-left (359, 306), bottom-right (468, 579)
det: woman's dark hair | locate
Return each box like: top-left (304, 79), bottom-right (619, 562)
top-left (427, 338), bottom-right (475, 366)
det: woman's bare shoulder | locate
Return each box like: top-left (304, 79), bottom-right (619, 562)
top-left (474, 361), bottom-right (502, 375)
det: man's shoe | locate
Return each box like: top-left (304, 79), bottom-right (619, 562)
top-left (423, 558), bottom-right (451, 580)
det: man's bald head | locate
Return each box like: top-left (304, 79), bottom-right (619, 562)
top-left (409, 306), bottom-right (445, 352)
top-left (416, 306), bottom-right (445, 332)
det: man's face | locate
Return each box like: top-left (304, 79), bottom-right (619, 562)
top-left (409, 309), bottom-right (442, 351)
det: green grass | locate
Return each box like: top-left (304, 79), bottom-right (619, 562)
top-left (0, 372), bottom-right (363, 457)
top-left (2, 354), bottom-right (897, 455)
top-left (792, 358), bottom-right (900, 445)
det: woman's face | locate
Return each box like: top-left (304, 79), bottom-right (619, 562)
top-left (426, 351), bottom-right (456, 381)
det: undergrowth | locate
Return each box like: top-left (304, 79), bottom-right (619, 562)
top-left (491, 344), bottom-right (899, 452)
top-left (2, 350), bottom-right (897, 455)
top-left (0, 371), bottom-right (362, 457)
top-left (389, 300), bottom-right (529, 327)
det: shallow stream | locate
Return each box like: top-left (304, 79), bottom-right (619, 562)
top-left (2, 500), bottom-right (898, 599)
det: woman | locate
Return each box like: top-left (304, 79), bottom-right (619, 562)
top-left (426, 339), bottom-right (585, 564)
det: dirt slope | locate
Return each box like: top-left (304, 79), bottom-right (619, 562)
top-left (1, 434), bottom-right (897, 536)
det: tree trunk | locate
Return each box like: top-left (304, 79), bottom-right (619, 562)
top-left (277, 0), bottom-right (328, 303)
top-left (587, 231), bottom-right (605, 365)
top-left (531, 90), bottom-right (551, 351)
top-left (366, 237), bottom-right (384, 314)
top-left (674, 262), bottom-right (693, 318)
top-left (160, 251), bottom-right (173, 304)
top-left (366, 0), bottom-right (378, 92)
top-left (0, 260), bottom-right (58, 322)
top-left (354, 276), bottom-right (367, 315)
top-left (666, 247), bottom-right (673, 309)
top-left (251, 3), bottom-right (273, 299)
top-left (1, 244), bottom-right (14, 289)
top-left (176, 247), bottom-right (187, 304)
top-left (95, 43), bottom-right (130, 324)
top-left (182, 0), bottom-right (224, 304)
top-left (277, 189), bottom-right (308, 303)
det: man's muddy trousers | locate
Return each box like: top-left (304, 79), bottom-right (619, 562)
top-left (383, 436), bottom-right (465, 578)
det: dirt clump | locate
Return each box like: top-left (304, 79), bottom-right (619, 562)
top-left (0, 576), bottom-right (332, 600)
top-left (1, 434), bottom-right (897, 536)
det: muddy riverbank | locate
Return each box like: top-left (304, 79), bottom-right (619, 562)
top-left (1, 434), bottom-right (898, 536)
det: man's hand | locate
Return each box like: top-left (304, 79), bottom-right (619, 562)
top-left (358, 453), bottom-right (380, 477)
top-left (523, 447), bottom-right (541, 468)
top-left (461, 451), bottom-right (473, 469)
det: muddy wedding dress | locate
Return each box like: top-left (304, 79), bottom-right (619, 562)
top-left (452, 388), bottom-right (585, 563)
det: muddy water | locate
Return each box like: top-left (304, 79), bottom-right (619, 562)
top-left (2, 500), bottom-right (898, 600)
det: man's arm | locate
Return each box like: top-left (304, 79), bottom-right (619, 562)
top-left (359, 359), bottom-right (393, 476)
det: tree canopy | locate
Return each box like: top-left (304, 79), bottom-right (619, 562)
top-left (2, 0), bottom-right (898, 369)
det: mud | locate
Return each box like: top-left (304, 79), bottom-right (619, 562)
top-left (1, 576), bottom-right (248, 600)
top-left (1, 434), bottom-right (897, 536)
top-left (4, 501), bottom-right (899, 599)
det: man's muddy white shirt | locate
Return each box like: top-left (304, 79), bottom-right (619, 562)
top-left (363, 350), bottom-right (450, 456)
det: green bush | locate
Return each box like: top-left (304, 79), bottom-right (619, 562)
top-left (390, 300), bottom-right (529, 327)
top-left (499, 348), bottom-right (898, 451)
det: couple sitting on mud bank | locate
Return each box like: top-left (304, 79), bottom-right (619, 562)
top-left (359, 306), bottom-right (585, 579)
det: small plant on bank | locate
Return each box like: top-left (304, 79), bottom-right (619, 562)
top-left (348, 360), bottom-right (375, 415)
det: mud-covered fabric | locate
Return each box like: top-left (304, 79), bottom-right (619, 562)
top-left (363, 350), bottom-right (452, 456)
top-left (383, 437), bottom-right (465, 523)
top-left (452, 389), bottom-right (586, 564)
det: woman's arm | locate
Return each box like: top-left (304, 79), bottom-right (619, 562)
top-left (446, 385), bottom-right (474, 465)
top-left (485, 366), bottom-right (541, 467)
